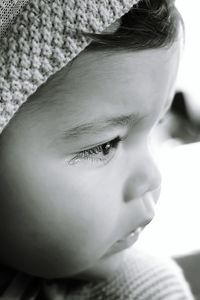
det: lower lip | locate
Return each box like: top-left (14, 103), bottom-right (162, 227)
top-left (104, 227), bottom-right (142, 257)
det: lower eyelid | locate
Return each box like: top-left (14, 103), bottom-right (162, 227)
top-left (67, 137), bottom-right (123, 166)
top-left (68, 151), bottom-right (114, 166)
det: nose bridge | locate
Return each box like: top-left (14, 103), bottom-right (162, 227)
top-left (123, 147), bottom-right (161, 202)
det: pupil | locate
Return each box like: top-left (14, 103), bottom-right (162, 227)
top-left (102, 143), bottom-right (111, 155)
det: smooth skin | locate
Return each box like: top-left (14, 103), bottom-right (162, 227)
top-left (0, 42), bottom-right (180, 280)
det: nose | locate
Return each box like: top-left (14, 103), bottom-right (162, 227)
top-left (123, 150), bottom-right (161, 203)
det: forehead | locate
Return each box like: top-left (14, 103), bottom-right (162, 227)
top-left (12, 42), bottom-right (180, 143)
top-left (35, 45), bottom-right (179, 119)
top-left (39, 47), bottom-right (177, 107)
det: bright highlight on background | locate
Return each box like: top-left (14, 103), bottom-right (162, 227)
top-left (137, 143), bottom-right (200, 257)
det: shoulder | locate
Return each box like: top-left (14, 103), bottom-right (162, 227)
top-left (116, 248), bottom-right (195, 300)
top-left (40, 249), bottom-right (196, 300)
top-left (79, 249), bottom-right (195, 300)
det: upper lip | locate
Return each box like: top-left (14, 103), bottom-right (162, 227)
top-left (118, 187), bottom-right (160, 243)
top-left (125, 195), bottom-right (157, 239)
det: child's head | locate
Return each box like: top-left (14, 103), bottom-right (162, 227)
top-left (0, 0), bottom-right (182, 280)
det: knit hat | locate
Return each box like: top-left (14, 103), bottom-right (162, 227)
top-left (0, 0), bottom-right (140, 135)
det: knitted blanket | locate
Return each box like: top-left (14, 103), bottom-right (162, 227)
top-left (0, 249), bottom-right (194, 299)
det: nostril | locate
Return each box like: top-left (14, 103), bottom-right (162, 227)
top-left (123, 162), bottom-right (162, 203)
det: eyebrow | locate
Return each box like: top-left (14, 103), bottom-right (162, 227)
top-left (61, 113), bottom-right (141, 140)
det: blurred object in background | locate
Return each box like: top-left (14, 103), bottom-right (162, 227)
top-left (175, 252), bottom-right (200, 300)
top-left (170, 92), bottom-right (200, 143)
top-left (156, 91), bottom-right (200, 148)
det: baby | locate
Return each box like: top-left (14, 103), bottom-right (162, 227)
top-left (0, 0), bottom-right (195, 299)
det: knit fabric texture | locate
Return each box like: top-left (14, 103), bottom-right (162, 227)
top-left (0, 249), bottom-right (195, 299)
top-left (41, 249), bottom-right (195, 300)
top-left (0, 0), bottom-right (140, 135)
top-left (0, 0), bottom-right (29, 38)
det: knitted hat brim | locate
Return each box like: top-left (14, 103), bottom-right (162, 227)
top-left (0, 0), bottom-right (140, 134)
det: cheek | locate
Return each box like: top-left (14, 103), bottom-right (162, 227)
top-left (0, 153), bottom-right (121, 277)
top-left (40, 158), bottom-right (121, 249)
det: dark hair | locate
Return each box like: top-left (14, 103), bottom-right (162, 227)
top-left (83, 0), bottom-right (182, 52)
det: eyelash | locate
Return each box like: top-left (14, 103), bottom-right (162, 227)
top-left (68, 136), bottom-right (123, 166)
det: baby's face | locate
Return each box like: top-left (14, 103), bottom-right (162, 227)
top-left (0, 43), bottom-right (180, 280)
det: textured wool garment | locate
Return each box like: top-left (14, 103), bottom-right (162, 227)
top-left (0, 0), bottom-right (29, 38)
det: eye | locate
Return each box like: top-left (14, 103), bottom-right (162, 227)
top-left (68, 136), bottom-right (122, 166)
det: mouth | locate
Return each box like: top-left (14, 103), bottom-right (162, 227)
top-left (103, 189), bottom-right (159, 258)
top-left (103, 226), bottom-right (143, 257)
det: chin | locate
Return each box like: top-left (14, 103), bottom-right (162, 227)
top-left (74, 251), bottom-right (125, 281)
